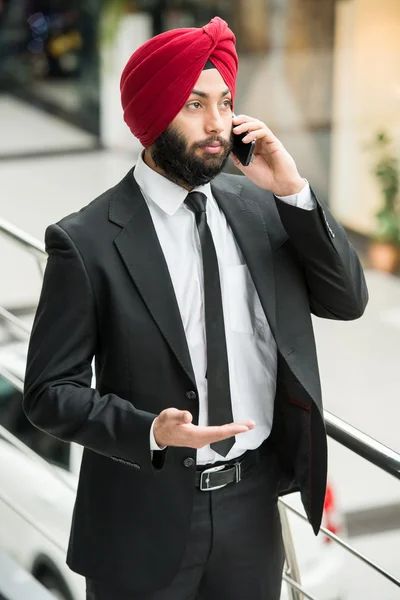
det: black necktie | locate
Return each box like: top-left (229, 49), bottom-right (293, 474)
top-left (185, 192), bottom-right (234, 457)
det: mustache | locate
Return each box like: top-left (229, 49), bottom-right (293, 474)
top-left (192, 136), bottom-right (232, 150)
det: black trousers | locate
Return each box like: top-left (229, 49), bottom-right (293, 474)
top-left (86, 448), bottom-right (285, 600)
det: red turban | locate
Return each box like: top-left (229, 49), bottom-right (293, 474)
top-left (120, 17), bottom-right (238, 147)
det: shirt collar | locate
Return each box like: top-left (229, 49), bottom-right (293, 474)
top-left (134, 151), bottom-right (213, 216)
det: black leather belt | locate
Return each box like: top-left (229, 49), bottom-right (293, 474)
top-left (195, 441), bottom-right (270, 492)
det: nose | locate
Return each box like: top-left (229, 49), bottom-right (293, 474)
top-left (204, 106), bottom-right (224, 135)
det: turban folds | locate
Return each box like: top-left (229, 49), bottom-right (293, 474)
top-left (120, 17), bottom-right (238, 147)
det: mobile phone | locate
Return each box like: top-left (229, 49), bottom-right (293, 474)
top-left (231, 115), bottom-right (256, 167)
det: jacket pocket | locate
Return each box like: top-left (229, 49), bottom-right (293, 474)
top-left (288, 398), bottom-right (311, 411)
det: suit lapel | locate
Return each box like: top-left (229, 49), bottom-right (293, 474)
top-left (212, 175), bottom-right (277, 339)
top-left (110, 169), bottom-right (196, 387)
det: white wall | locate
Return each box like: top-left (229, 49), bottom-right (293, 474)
top-left (100, 13), bottom-right (152, 152)
top-left (330, 0), bottom-right (400, 233)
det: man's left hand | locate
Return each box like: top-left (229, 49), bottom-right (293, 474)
top-left (231, 114), bottom-right (305, 196)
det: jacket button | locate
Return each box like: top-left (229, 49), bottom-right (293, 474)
top-left (186, 391), bottom-right (197, 400)
top-left (183, 457), bottom-right (195, 468)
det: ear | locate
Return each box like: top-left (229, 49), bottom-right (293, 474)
top-left (143, 147), bottom-right (156, 169)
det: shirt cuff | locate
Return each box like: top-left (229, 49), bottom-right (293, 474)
top-left (150, 418), bottom-right (166, 451)
top-left (274, 180), bottom-right (316, 211)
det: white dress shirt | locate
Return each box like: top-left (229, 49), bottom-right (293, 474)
top-left (134, 152), bottom-right (315, 464)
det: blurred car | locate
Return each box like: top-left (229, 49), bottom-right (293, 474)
top-left (0, 549), bottom-right (56, 600)
top-left (0, 340), bottom-right (84, 600)
top-left (0, 339), bottom-right (347, 600)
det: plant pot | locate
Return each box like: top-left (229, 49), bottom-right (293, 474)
top-left (368, 242), bottom-right (399, 273)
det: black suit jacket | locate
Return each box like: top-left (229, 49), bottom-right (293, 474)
top-left (23, 170), bottom-right (368, 594)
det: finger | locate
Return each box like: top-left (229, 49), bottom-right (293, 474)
top-left (232, 114), bottom-right (275, 139)
top-left (240, 420), bottom-right (256, 429)
top-left (232, 120), bottom-right (263, 136)
top-left (182, 411), bottom-right (193, 424)
top-left (243, 127), bottom-right (278, 146)
top-left (233, 119), bottom-right (278, 144)
top-left (196, 422), bottom-right (256, 444)
top-left (206, 426), bottom-right (249, 444)
top-left (168, 408), bottom-right (192, 424)
top-left (232, 113), bottom-right (254, 125)
top-left (242, 129), bottom-right (278, 146)
top-left (179, 422), bottom-right (251, 436)
top-left (179, 410), bottom-right (193, 424)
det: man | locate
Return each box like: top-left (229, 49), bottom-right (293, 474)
top-left (23, 16), bottom-right (368, 600)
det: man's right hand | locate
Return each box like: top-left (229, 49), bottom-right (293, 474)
top-left (153, 408), bottom-right (256, 449)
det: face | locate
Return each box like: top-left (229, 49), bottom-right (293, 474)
top-left (148, 68), bottom-right (234, 189)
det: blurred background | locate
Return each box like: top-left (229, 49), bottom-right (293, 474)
top-left (0, 1), bottom-right (399, 600)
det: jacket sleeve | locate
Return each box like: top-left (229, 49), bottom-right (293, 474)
top-left (23, 223), bottom-right (165, 475)
top-left (275, 190), bottom-right (369, 320)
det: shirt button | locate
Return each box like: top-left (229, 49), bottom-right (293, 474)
top-left (186, 391), bottom-right (197, 400)
top-left (183, 457), bottom-right (195, 468)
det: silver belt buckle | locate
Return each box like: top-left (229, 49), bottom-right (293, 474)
top-left (199, 460), bottom-right (243, 491)
top-left (234, 460), bottom-right (242, 483)
top-left (199, 465), bottom-right (228, 491)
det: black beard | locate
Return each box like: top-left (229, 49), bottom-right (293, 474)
top-left (150, 125), bottom-right (233, 189)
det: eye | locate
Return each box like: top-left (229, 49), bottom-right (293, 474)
top-left (188, 101), bottom-right (202, 110)
top-left (221, 99), bottom-right (232, 109)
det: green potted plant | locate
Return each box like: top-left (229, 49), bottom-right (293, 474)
top-left (368, 131), bottom-right (400, 273)
top-left (100, 0), bottom-right (129, 52)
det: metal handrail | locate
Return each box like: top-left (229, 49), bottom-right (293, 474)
top-left (0, 365), bottom-right (24, 393)
top-left (279, 502), bottom-right (303, 600)
top-left (282, 575), bottom-right (318, 600)
top-left (279, 499), bottom-right (400, 588)
top-left (0, 217), bottom-right (46, 260)
top-left (325, 410), bottom-right (400, 480)
top-left (0, 306), bottom-right (31, 336)
top-left (279, 409), bottom-right (400, 596)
